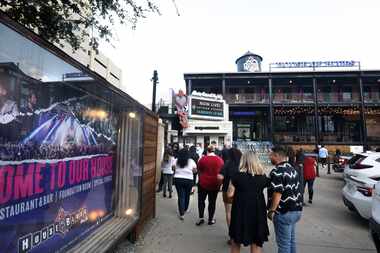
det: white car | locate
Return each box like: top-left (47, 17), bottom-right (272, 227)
top-left (342, 152), bottom-right (380, 219)
top-left (370, 180), bottom-right (380, 251)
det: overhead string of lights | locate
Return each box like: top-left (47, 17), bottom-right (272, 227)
top-left (273, 106), bottom-right (370, 116)
top-left (274, 107), bottom-right (314, 116)
top-left (318, 106), bottom-right (361, 115)
top-left (365, 107), bottom-right (380, 115)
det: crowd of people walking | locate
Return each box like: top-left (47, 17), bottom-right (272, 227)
top-left (157, 142), bottom-right (318, 253)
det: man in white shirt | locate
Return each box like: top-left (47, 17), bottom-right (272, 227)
top-left (196, 143), bottom-right (204, 158)
top-left (318, 145), bottom-right (328, 168)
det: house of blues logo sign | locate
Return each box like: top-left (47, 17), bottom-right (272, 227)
top-left (18, 207), bottom-right (91, 253)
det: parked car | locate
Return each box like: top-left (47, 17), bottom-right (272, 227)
top-left (343, 152), bottom-right (380, 179)
top-left (342, 152), bottom-right (380, 219)
top-left (370, 180), bottom-right (380, 251)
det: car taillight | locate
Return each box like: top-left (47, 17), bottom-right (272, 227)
top-left (357, 186), bottom-right (373, 197)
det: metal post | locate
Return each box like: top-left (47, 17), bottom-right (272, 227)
top-left (151, 70), bottom-right (158, 112)
top-left (327, 157), bottom-right (331, 174)
top-left (313, 77), bottom-right (320, 177)
top-left (186, 79), bottom-right (193, 95)
top-left (358, 75), bottom-right (368, 150)
top-left (269, 77), bottom-right (274, 143)
top-left (222, 77), bottom-right (226, 97)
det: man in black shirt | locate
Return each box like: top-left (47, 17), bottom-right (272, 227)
top-left (267, 145), bottom-right (303, 253)
top-left (211, 140), bottom-right (222, 157)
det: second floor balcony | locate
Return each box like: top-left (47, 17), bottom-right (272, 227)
top-left (274, 132), bottom-right (316, 143)
top-left (273, 92), bottom-right (314, 104)
top-left (317, 91), bottom-right (360, 103)
top-left (364, 90), bottom-right (380, 103)
top-left (225, 93), bottom-right (269, 104)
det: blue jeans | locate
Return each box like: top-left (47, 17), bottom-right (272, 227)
top-left (304, 179), bottom-right (315, 201)
top-left (174, 178), bottom-right (193, 216)
top-left (163, 174), bottom-right (174, 196)
top-left (273, 211), bottom-right (302, 253)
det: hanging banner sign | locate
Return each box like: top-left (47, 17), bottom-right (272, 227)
top-left (173, 89), bottom-right (189, 128)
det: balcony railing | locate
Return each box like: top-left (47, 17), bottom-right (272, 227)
top-left (317, 92), bottom-right (360, 103)
top-left (364, 93), bottom-right (380, 103)
top-left (225, 93), bottom-right (269, 104)
top-left (272, 93), bottom-right (314, 104)
top-left (367, 136), bottom-right (380, 142)
top-left (274, 132), bottom-right (316, 143)
top-left (319, 133), bottom-right (361, 143)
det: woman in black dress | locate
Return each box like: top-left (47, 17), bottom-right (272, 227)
top-left (218, 147), bottom-right (242, 244)
top-left (229, 151), bottom-right (270, 253)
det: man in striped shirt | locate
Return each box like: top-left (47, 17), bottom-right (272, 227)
top-left (267, 145), bottom-right (303, 253)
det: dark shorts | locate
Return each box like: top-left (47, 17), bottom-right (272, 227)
top-left (320, 158), bottom-right (327, 164)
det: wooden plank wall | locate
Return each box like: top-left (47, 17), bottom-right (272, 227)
top-left (156, 120), bottom-right (165, 184)
top-left (134, 112), bottom-right (158, 237)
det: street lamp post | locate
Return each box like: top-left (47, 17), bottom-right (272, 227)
top-left (151, 70), bottom-right (158, 112)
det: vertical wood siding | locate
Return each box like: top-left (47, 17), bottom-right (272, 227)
top-left (134, 113), bottom-right (158, 236)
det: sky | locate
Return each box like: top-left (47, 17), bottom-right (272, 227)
top-left (99, 0), bottom-right (380, 108)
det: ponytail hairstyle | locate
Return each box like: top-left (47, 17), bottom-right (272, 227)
top-left (176, 148), bottom-right (190, 168)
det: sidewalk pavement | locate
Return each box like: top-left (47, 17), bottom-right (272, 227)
top-left (115, 171), bottom-right (376, 253)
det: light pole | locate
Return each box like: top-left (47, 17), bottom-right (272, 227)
top-left (151, 70), bottom-right (158, 112)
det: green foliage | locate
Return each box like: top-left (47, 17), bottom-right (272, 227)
top-left (0, 0), bottom-right (160, 50)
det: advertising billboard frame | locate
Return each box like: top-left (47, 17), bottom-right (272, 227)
top-left (0, 13), bottom-right (151, 253)
top-left (189, 96), bottom-right (225, 121)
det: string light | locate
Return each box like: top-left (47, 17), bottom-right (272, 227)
top-left (274, 106), bottom-right (364, 116)
top-left (274, 107), bottom-right (314, 116)
top-left (365, 108), bottom-right (380, 115)
top-left (318, 106), bottom-right (361, 115)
